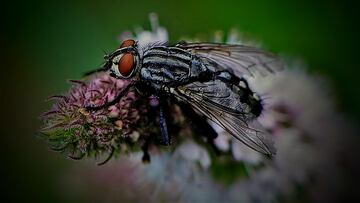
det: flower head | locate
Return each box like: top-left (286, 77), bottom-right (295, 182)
top-left (40, 73), bottom-right (153, 162)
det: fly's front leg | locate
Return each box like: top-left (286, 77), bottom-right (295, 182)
top-left (159, 99), bottom-right (171, 146)
top-left (85, 81), bottom-right (135, 111)
top-left (83, 67), bottom-right (106, 77)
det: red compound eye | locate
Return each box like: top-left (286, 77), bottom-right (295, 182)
top-left (120, 39), bottom-right (135, 48)
top-left (118, 53), bottom-right (135, 77)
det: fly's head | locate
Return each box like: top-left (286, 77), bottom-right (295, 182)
top-left (103, 39), bottom-right (141, 80)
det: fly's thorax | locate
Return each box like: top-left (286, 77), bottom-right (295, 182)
top-left (189, 56), bottom-right (211, 79)
top-left (140, 46), bottom-right (194, 85)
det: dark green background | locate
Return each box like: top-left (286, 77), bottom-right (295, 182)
top-left (2, 0), bottom-right (359, 202)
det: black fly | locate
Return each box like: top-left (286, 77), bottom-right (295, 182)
top-left (85, 39), bottom-right (283, 156)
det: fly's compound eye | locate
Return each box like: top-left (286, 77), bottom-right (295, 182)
top-left (111, 53), bottom-right (136, 78)
top-left (120, 39), bottom-right (135, 48)
top-left (118, 53), bottom-right (135, 77)
top-left (109, 39), bottom-right (137, 78)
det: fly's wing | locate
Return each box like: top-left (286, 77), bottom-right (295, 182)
top-left (176, 42), bottom-right (283, 77)
top-left (172, 80), bottom-right (276, 156)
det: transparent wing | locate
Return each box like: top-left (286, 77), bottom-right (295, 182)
top-left (176, 42), bottom-right (283, 77)
top-left (173, 80), bottom-right (276, 156)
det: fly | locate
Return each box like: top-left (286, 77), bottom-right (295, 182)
top-left (85, 39), bottom-right (283, 156)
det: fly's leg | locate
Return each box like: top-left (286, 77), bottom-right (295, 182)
top-left (141, 138), bottom-right (151, 163)
top-left (177, 102), bottom-right (220, 154)
top-left (85, 81), bottom-right (134, 111)
top-left (83, 67), bottom-right (106, 77)
top-left (159, 100), bottom-right (171, 146)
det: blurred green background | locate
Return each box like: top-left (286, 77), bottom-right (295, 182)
top-left (2, 0), bottom-right (359, 202)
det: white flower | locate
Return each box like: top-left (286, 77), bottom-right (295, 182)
top-left (231, 140), bottom-right (263, 165)
top-left (208, 119), bottom-right (231, 152)
top-left (175, 140), bottom-right (211, 169)
top-left (209, 119), bottom-right (263, 165)
top-left (119, 13), bottom-right (168, 48)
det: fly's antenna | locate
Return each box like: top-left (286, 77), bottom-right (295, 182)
top-left (82, 49), bottom-right (112, 77)
top-left (102, 49), bottom-right (111, 60)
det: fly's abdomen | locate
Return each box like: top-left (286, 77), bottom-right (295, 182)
top-left (236, 81), bottom-right (263, 118)
top-left (215, 71), bottom-right (263, 118)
